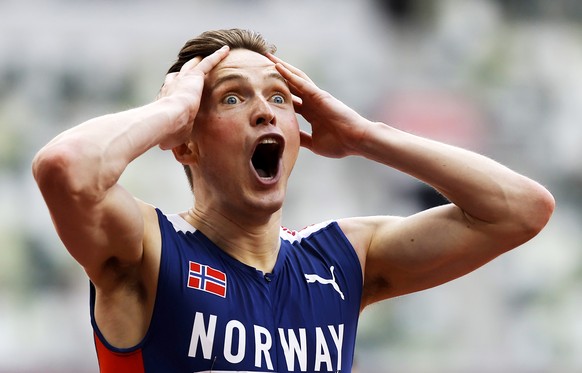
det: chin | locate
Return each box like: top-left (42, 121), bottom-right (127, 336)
top-left (257, 196), bottom-right (285, 214)
top-left (245, 191), bottom-right (286, 216)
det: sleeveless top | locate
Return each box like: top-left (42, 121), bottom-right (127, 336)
top-left (90, 208), bottom-right (363, 372)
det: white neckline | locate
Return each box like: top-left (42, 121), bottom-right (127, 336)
top-left (166, 213), bottom-right (197, 234)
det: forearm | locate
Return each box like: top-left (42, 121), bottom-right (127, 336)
top-left (357, 121), bottom-right (554, 226)
top-left (33, 97), bottom-right (183, 199)
top-left (266, 54), bottom-right (553, 230)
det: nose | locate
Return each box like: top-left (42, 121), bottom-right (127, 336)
top-left (252, 97), bottom-right (276, 126)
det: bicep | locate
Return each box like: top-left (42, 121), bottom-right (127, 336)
top-left (342, 204), bottom-right (513, 307)
top-left (45, 182), bottom-right (146, 275)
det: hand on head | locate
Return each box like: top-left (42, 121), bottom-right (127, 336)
top-left (267, 53), bottom-right (370, 159)
top-left (156, 46), bottom-right (230, 150)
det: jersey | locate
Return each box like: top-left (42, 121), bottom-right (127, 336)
top-left (90, 208), bottom-right (363, 372)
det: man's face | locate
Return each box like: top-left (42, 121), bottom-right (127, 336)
top-left (190, 49), bottom-right (301, 217)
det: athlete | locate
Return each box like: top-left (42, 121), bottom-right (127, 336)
top-left (32, 29), bottom-right (555, 372)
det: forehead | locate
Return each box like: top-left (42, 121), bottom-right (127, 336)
top-left (206, 49), bottom-right (278, 83)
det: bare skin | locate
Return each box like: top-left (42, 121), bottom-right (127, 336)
top-left (268, 54), bottom-right (554, 304)
top-left (32, 46), bottom-right (555, 349)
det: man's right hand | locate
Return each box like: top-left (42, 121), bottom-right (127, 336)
top-left (157, 45), bottom-right (230, 150)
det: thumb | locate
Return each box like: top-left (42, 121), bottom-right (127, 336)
top-left (299, 130), bottom-right (313, 151)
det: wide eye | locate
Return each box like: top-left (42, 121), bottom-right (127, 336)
top-left (271, 94), bottom-right (285, 104)
top-left (223, 95), bottom-right (240, 105)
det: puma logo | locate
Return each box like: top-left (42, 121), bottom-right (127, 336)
top-left (304, 266), bottom-right (345, 300)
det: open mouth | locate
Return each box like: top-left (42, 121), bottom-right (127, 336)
top-left (251, 136), bottom-right (283, 179)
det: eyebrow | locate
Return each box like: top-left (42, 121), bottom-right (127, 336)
top-left (210, 71), bottom-right (288, 92)
top-left (266, 72), bottom-right (288, 86)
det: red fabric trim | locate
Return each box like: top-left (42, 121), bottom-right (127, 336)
top-left (94, 332), bottom-right (145, 373)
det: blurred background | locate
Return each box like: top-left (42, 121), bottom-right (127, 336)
top-left (1, 0), bottom-right (581, 371)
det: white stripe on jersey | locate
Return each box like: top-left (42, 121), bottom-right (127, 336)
top-left (280, 220), bottom-right (335, 243)
top-left (167, 213), bottom-right (198, 234)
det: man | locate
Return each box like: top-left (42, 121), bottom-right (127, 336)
top-left (32, 29), bottom-right (554, 372)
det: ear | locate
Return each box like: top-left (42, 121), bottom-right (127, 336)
top-left (171, 141), bottom-right (198, 165)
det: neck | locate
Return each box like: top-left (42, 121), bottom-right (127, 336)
top-left (185, 206), bottom-right (282, 274)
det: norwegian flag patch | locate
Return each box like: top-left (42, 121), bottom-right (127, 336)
top-left (187, 261), bottom-right (227, 298)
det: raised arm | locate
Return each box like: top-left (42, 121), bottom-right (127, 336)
top-left (270, 55), bottom-right (555, 308)
top-left (32, 46), bottom-right (230, 283)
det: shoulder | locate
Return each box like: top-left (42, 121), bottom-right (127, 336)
top-left (337, 215), bottom-right (401, 248)
top-left (280, 220), bottom-right (362, 266)
top-left (335, 215), bottom-right (402, 272)
top-left (280, 220), bottom-right (337, 241)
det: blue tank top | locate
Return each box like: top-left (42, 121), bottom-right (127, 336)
top-left (90, 208), bottom-right (363, 372)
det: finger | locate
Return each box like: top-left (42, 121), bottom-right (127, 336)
top-left (163, 72), bottom-right (178, 85)
top-left (299, 130), bottom-right (313, 150)
top-left (157, 72), bottom-right (178, 99)
top-left (266, 56), bottom-right (310, 95)
top-left (265, 52), bottom-right (279, 63)
top-left (292, 95), bottom-right (303, 113)
top-left (292, 94), bottom-right (302, 106)
top-left (178, 45), bottom-right (230, 76)
top-left (275, 63), bottom-right (315, 96)
top-left (268, 53), bottom-right (313, 83)
top-left (288, 81), bottom-right (308, 103)
top-left (179, 56), bottom-right (203, 75)
top-left (194, 45), bottom-right (230, 75)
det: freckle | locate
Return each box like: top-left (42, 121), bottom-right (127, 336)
top-left (410, 238), bottom-right (415, 242)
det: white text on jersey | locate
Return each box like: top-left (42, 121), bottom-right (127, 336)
top-left (188, 312), bottom-right (344, 372)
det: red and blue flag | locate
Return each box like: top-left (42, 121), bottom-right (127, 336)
top-left (187, 261), bottom-right (227, 298)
